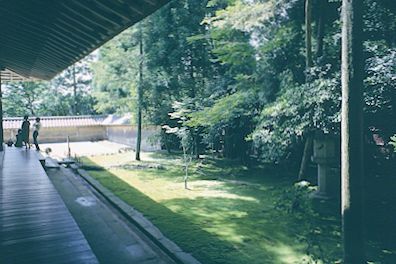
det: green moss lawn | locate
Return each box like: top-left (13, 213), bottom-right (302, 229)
top-left (80, 152), bottom-right (347, 264)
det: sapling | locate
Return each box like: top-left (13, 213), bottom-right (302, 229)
top-left (163, 126), bottom-right (194, 189)
top-left (180, 128), bottom-right (194, 189)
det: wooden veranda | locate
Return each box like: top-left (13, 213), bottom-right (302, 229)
top-left (0, 148), bottom-right (98, 263)
top-left (0, 0), bottom-right (171, 263)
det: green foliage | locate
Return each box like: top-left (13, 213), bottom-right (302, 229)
top-left (274, 181), bottom-right (316, 214)
top-left (3, 81), bottom-right (48, 116)
top-left (364, 41), bottom-right (396, 140)
top-left (52, 55), bottom-right (96, 115)
top-left (206, 0), bottom-right (276, 31)
top-left (274, 181), bottom-right (342, 264)
top-left (189, 91), bottom-right (254, 127)
top-left (163, 99), bottom-right (201, 158)
top-left (3, 56), bottom-right (96, 117)
top-left (390, 135), bottom-right (396, 152)
top-left (252, 68), bottom-right (340, 161)
top-left (90, 0), bottom-right (395, 166)
top-left (92, 27), bottom-right (140, 114)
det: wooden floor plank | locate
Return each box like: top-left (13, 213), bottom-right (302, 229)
top-left (0, 148), bottom-right (98, 264)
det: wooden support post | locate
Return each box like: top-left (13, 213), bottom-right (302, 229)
top-left (0, 70), bottom-right (4, 151)
top-left (341, 0), bottom-right (365, 263)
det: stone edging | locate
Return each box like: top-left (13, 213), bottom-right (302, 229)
top-left (71, 165), bottom-right (201, 264)
top-left (0, 148), bottom-right (4, 168)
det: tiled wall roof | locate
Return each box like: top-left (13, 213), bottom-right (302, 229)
top-left (3, 115), bottom-right (132, 129)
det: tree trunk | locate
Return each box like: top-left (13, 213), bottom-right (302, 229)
top-left (72, 65), bottom-right (78, 115)
top-left (189, 49), bottom-right (200, 159)
top-left (298, 0), bottom-right (314, 179)
top-left (165, 135), bottom-right (171, 154)
top-left (0, 72), bottom-right (3, 151)
top-left (316, 0), bottom-right (326, 59)
top-left (305, 0), bottom-right (313, 71)
top-left (298, 135), bottom-right (313, 180)
top-left (341, 0), bottom-right (365, 262)
top-left (194, 131), bottom-right (199, 159)
top-left (135, 27), bottom-right (143, 161)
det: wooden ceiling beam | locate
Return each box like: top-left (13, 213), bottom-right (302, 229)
top-left (54, 20), bottom-right (101, 45)
top-left (70, 0), bottom-right (124, 28)
top-left (61, 4), bottom-right (115, 34)
top-left (0, 0), bottom-right (171, 80)
top-left (92, 0), bottom-right (136, 21)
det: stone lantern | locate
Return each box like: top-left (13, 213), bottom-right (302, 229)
top-left (311, 132), bottom-right (341, 199)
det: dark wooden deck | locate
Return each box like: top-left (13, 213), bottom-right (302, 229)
top-left (0, 148), bottom-right (98, 263)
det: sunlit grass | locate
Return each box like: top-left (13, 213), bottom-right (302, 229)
top-left (81, 153), bottom-right (342, 264)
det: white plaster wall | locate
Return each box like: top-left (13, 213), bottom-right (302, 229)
top-left (106, 125), bottom-right (161, 151)
top-left (4, 125), bottom-right (161, 152)
top-left (4, 126), bottom-right (107, 143)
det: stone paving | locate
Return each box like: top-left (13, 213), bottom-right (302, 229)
top-left (46, 166), bottom-right (175, 264)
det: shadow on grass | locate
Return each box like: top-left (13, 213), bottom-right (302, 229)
top-left (82, 158), bottom-right (316, 264)
top-left (148, 151), bottom-right (184, 160)
top-left (83, 153), bottom-right (396, 263)
top-left (363, 162), bottom-right (396, 264)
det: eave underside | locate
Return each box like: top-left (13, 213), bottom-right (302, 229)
top-left (0, 0), bottom-right (169, 81)
top-left (0, 69), bottom-right (34, 82)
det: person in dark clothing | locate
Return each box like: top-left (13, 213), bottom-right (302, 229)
top-left (15, 129), bottom-right (23, 148)
top-left (21, 115), bottom-right (30, 149)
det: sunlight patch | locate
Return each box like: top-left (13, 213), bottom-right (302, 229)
top-left (266, 243), bottom-right (314, 264)
top-left (172, 180), bottom-right (259, 202)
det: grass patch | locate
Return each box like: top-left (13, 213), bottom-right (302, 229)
top-left (80, 152), bottom-right (395, 263)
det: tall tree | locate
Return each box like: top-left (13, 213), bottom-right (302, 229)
top-left (341, 0), bottom-right (365, 262)
top-left (0, 73), bottom-right (3, 151)
top-left (72, 65), bottom-right (78, 114)
top-left (298, 0), bottom-right (313, 180)
top-left (305, 0), bottom-right (313, 71)
top-left (53, 56), bottom-right (95, 115)
top-left (315, 0), bottom-right (326, 59)
top-left (92, 28), bottom-right (140, 115)
top-left (136, 26), bottom-right (143, 161)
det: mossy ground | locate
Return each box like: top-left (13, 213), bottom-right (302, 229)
top-left (80, 151), bottom-right (395, 264)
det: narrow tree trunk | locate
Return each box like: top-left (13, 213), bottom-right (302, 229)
top-left (298, 0), bottom-right (314, 179)
top-left (0, 72), bottom-right (3, 151)
top-left (72, 65), bottom-right (78, 115)
top-left (183, 146), bottom-right (189, 189)
top-left (298, 135), bottom-right (313, 180)
top-left (135, 27), bottom-right (143, 161)
top-left (189, 50), bottom-right (200, 159)
top-left (341, 0), bottom-right (365, 262)
top-left (194, 131), bottom-right (199, 159)
top-left (165, 135), bottom-right (171, 154)
top-left (305, 0), bottom-right (313, 71)
top-left (316, 0), bottom-right (326, 59)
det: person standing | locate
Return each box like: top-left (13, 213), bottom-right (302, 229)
top-left (21, 115), bottom-right (30, 149)
top-left (15, 129), bottom-right (23, 147)
top-left (33, 117), bottom-right (41, 151)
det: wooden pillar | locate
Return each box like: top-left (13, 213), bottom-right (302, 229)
top-left (0, 70), bottom-right (3, 151)
top-left (341, 0), bottom-right (365, 263)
